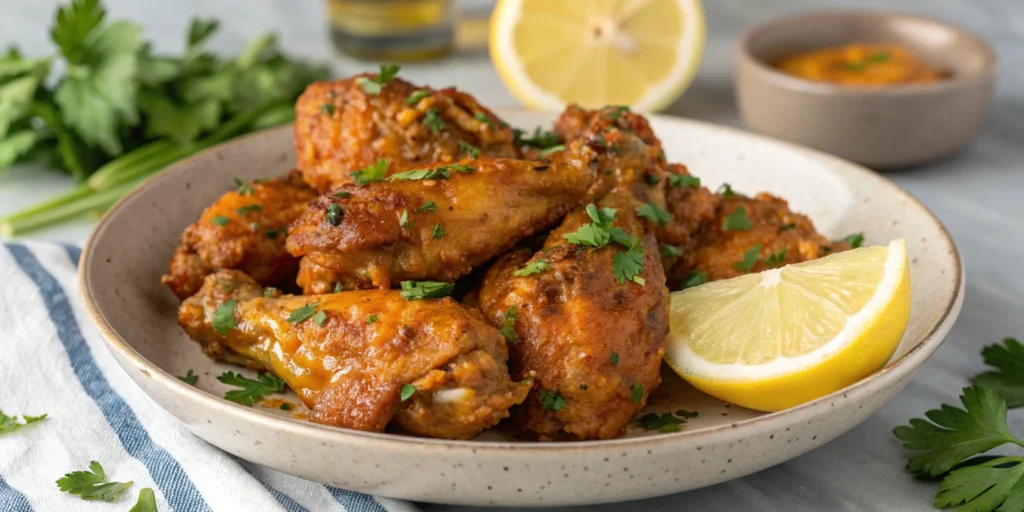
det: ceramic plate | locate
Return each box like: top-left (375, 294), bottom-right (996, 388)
top-left (79, 111), bottom-right (963, 507)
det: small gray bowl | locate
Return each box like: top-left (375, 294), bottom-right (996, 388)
top-left (736, 11), bottom-right (996, 169)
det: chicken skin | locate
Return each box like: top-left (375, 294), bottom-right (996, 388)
top-left (478, 193), bottom-right (669, 440)
top-left (178, 270), bottom-right (532, 439)
top-left (162, 171), bottom-right (317, 300)
top-left (658, 163), bottom-right (720, 273)
top-left (295, 75), bottom-right (519, 193)
top-left (286, 152), bottom-right (597, 289)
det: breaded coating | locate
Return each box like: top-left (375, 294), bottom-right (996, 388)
top-left (162, 171), bottom-right (317, 300)
top-left (178, 270), bottom-right (532, 439)
top-left (658, 163), bottom-right (720, 272)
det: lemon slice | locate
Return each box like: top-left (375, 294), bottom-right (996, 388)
top-left (489, 0), bottom-right (706, 111)
top-left (665, 240), bottom-right (911, 412)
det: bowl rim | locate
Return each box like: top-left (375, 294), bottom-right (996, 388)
top-left (79, 112), bottom-right (965, 452)
top-left (736, 9), bottom-right (998, 96)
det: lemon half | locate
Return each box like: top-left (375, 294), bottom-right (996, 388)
top-left (665, 240), bottom-right (911, 412)
top-left (489, 0), bottom-right (706, 111)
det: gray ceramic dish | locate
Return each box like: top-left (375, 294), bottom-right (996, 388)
top-left (736, 11), bottom-right (996, 169)
top-left (80, 111), bottom-right (964, 506)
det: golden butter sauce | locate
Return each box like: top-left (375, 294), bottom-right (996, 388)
top-left (774, 43), bottom-right (947, 86)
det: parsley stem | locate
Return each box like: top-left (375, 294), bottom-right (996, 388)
top-left (86, 140), bottom-right (176, 189)
top-left (1, 179), bottom-right (143, 236)
top-left (0, 184), bottom-right (93, 223)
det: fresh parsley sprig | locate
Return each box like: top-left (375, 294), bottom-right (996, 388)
top-left (56, 461), bottom-right (133, 502)
top-left (972, 338), bottom-right (1024, 408)
top-left (217, 371), bottom-right (286, 406)
top-left (400, 281), bottom-right (454, 301)
top-left (0, 410), bottom-right (48, 434)
top-left (513, 259), bottom-right (550, 277)
top-left (355, 64), bottom-right (400, 95)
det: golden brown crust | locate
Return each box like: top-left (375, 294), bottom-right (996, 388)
top-left (294, 75), bottom-right (519, 193)
top-left (162, 171), bottom-right (317, 300)
top-left (658, 163), bottom-right (720, 272)
top-left (178, 270), bottom-right (531, 438)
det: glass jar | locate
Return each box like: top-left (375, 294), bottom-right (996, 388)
top-left (326, 0), bottom-right (457, 61)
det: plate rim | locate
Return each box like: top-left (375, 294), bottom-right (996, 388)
top-left (78, 110), bottom-right (964, 452)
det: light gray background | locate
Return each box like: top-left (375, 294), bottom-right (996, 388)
top-left (2, 1), bottom-right (1021, 511)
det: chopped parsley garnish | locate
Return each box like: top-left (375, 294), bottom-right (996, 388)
top-left (603, 105), bottom-right (630, 120)
top-left (822, 245), bottom-right (833, 253)
top-left (717, 183), bottom-right (736, 197)
top-left (474, 112), bottom-right (494, 127)
top-left (631, 383), bottom-right (644, 403)
top-left (404, 89), bottom-right (429, 105)
top-left (682, 271), bottom-right (708, 289)
top-left (320, 103), bottom-right (335, 115)
top-left (868, 51), bottom-right (891, 63)
top-left (636, 202), bottom-right (673, 226)
top-left (210, 215), bottom-right (229, 227)
top-left (499, 305), bottom-right (518, 343)
top-left (325, 203), bottom-right (343, 226)
top-left (235, 178), bottom-right (253, 195)
top-left (265, 226), bottom-right (287, 239)
top-left (540, 391), bottom-right (566, 412)
top-left (668, 174), bottom-right (701, 188)
top-left (177, 370), bottom-right (198, 385)
top-left (417, 201), bottom-right (437, 212)
top-left (217, 371), bottom-right (286, 406)
top-left (763, 247), bottom-right (788, 268)
top-left (613, 235), bottom-right (646, 285)
top-left (56, 461), bottom-right (133, 502)
top-left (459, 141), bottom-right (481, 159)
top-left (778, 223), bottom-right (796, 233)
top-left (367, 313), bottom-right (378, 324)
top-left (538, 144), bottom-right (565, 157)
top-left (399, 210), bottom-right (410, 228)
top-left (0, 410), bottom-right (47, 435)
top-left (355, 64), bottom-right (401, 94)
top-left (660, 244), bottom-right (682, 258)
top-left (286, 302), bottom-right (319, 324)
top-left (639, 410), bottom-right (699, 433)
top-left (562, 204), bottom-right (618, 247)
top-left (610, 352), bottom-right (619, 365)
top-left (432, 223), bottom-right (444, 239)
top-left (400, 281), bottom-right (454, 301)
top-left (514, 126), bottom-right (561, 149)
top-left (312, 310), bottom-right (328, 327)
top-left (722, 206), bottom-right (752, 231)
top-left (350, 158), bottom-right (390, 186)
top-left (843, 232), bottom-right (865, 248)
top-left (390, 163), bottom-right (475, 181)
top-left (563, 204), bottom-right (646, 285)
top-left (280, 403), bottom-right (292, 411)
top-left (644, 173), bottom-right (661, 186)
top-left (971, 338), bottom-right (1024, 408)
top-left (212, 299), bottom-right (237, 335)
top-left (400, 383), bottom-right (416, 401)
top-left (333, 282), bottom-right (343, 293)
top-left (334, 191), bottom-right (351, 199)
top-left (423, 107), bottom-right (446, 133)
top-left (732, 244), bottom-right (763, 273)
top-left (264, 287), bottom-right (278, 297)
top-left (235, 204), bottom-right (262, 215)
top-left (513, 259), bottom-right (550, 277)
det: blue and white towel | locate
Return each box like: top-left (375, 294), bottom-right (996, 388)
top-left (0, 242), bottom-right (420, 512)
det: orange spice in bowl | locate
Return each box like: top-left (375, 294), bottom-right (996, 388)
top-left (774, 43), bottom-right (948, 86)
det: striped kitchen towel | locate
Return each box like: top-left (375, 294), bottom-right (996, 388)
top-left (0, 242), bottom-right (420, 512)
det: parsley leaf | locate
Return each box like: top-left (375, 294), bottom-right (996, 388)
top-left (367, 313), bottom-right (378, 324)
top-left (0, 410), bottom-right (48, 434)
top-left (320, 103), bottom-right (335, 115)
top-left (355, 64), bottom-right (401, 94)
top-left (390, 163), bottom-right (475, 181)
top-left (400, 281), bottom-right (454, 301)
top-left (234, 178), bottom-right (252, 195)
top-left (639, 412), bottom-right (684, 433)
top-left (432, 223), bottom-right (444, 239)
top-left (400, 383), bottom-right (416, 401)
top-left (540, 391), bottom-right (566, 412)
top-left (459, 141), bottom-right (480, 159)
top-left (893, 386), bottom-right (1022, 477)
top-left (682, 271), bottom-right (708, 289)
top-left (660, 244), bottom-right (682, 258)
top-left (778, 223), bottom-right (796, 233)
top-left (404, 89), bottom-right (429, 105)
top-left (399, 210), bottom-right (410, 228)
top-left (333, 282), bottom-right (343, 293)
top-left (212, 299), bottom-right (237, 335)
top-left (513, 259), bottom-right (550, 277)
top-left (610, 352), bottom-right (619, 365)
top-left (350, 158), bottom-right (389, 186)
top-left (843, 232), bottom-right (865, 248)
top-left (668, 174), bottom-right (701, 188)
top-left (613, 238), bottom-right (646, 285)
top-left (538, 144), bottom-right (565, 157)
top-left (499, 305), bottom-right (518, 343)
top-left (474, 112), bottom-right (494, 127)
top-left (217, 371), bottom-right (286, 406)
top-left (325, 203), bottom-right (343, 226)
top-left (264, 287), bottom-right (278, 297)
top-left (972, 338), bottom-right (1024, 408)
top-left (334, 191), bottom-right (351, 199)
top-left (235, 204), bottom-right (262, 215)
top-left (514, 127), bottom-right (561, 149)
top-left (423, 107), bottom-right (446, 133)
top-left (631, 383), bottom-right (644, 403)
top-left (129, 488), bottom-right (158, 512)
top-left (934, 456), bottom-right (1024, 511)
top-left (636, 202), bottom-right (673, 226)
top-left (56, 460), bottom-right (133, 502)
top-left (562, 204), bottom-right (617, 247)
top-left (210, 215), bottom-right (229, 227)
top-left (312, 310), bottom-right (328, 327)
top-left (763, 247), bottom-right (788, 268)
top-left (286, 302), bottom-right (319, 324)
top-left (722, 206), bottom-right (752, 231)
top-left (177, 369), bottom-right (198, 385)
top-left (603, 105), bottom-right (630, 120)
top-left (717, 183), bottom-right (736, 197)
top-left (732, 244), bottom-right (762, 273)
top-left (417, 201), bottom-right (437, 212)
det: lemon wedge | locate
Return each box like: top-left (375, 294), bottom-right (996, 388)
top-left (489, 0), bottom-right (706, 111)
top-left (665, 240), bottom-right (911, 412)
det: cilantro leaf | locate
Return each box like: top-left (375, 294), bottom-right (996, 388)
top-left (732, 244), bottom-right (762, 273)
top-left (514, 126), bottom-right (561, 149)
top-left (631, 383), bottom-right (644, 403)
top-left (972, 338), bottom-right (1024, 409)
top-left (212, 299), bottom-right (237, 335)
top-left (0, 130), bottom-right (43, 168)
top-left (638, 411), bottom-right (696, 433)
top-left (0, 58), bottom-right (50, 139)
top-left (399, 210), bottom-right (410, 228)
top-left (475, 112), bottom-right (494, 127)
top-left (763, 247), bottom-right (788, 268)
top-left (210, 215), bottom-right (229, 226)
top-left (0, 410), bottom-right (48, 434)
top-left (137, 89), bottom-right (221, 141)
top-left (722, 206), bottom-right (752, 231)
top-left (660, 244), bottom-right (682, 258)
top-left (129, 487), bottom-right (158, 512)
top-left (513, 259), bottom-right (550, 277)
top-left (56, 460), bottom-right (133, 502)
top-left (432, 223), bottom-right (444, 239)
top-left (404, 89), bottom-right (429, 105)
top-left (538, 144), bottom-right (565, 157)
top-left (635, 202), bottom-right (673, 226)
top-left (400, 281), bottom-right (454, 301)
top-left (355, 64), bottom-right (400, 94)
top-left (459, 141), bottom-right (480, 159)
top-left (563, 204), bottom-right (617, 247)
top-left (540, 391), bottom-right (566, 412)
top-left (217, 371), bottom-right (286, 406)
top-left (843, 232), bottom-right (865, 248)
top-left (893, 386), bottom-right (1023, 477)
top-left (325, 203), bottom-right (343, 226)
top-left (668, 174), bottom-right (700, 188)
top-left (235, 204), bottom-right (262, 215)
top-left (187, 18), bottom-right (219, 50)
top-left (286, 302), bottom-right (319, 324)
top-left (312, 310), bottom-right (328, 327)
top-left (417, 201), bottom-right (437, 212)
top-left (350, 158), bottom-right (389, 186)
top-left (400, 383), bottom-right (416, 401)
top-left (366, 313), bottom-right (377, 324)
top-left (682, 270), bottom-right (708, 289)
top-left (613, 241), bottom-right (646, 286)
top-left (499, 305), bottom-right (518, 343)
top-left (391, 168), bottom-right (450, 181)
top-left (610, 352), bottom-right (619, 365)
top-left (177, 369), bottom-right (198, 385)
top-left (934, 456), bottom-right (1024, 511)
top-left (422, 107), bottom-right (446, 133)
top-left (717, 183), bottom-right (735, 197)
top-left (50, 0), bottom-right (105, 64)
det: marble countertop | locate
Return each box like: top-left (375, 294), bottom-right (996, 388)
top-left (3, 1), bottom-right (1022, 510)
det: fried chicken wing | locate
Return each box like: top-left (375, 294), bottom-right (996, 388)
top-left (658, 163), bottom-right (720, 271)
top-left (178, 270), bottom-right (531, 439)
top-left (162, 171), bottom-right (317, 300)
top-left (286, 152), bottom-right (597, 289)
top-left (478, 193), bottom-right (669, 440)
top-left (295, 75), bottom-right (519, 193)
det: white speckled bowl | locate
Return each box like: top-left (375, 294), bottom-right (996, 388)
top-left (79, 111), bottom-right (963, 507)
